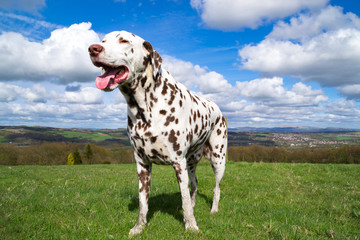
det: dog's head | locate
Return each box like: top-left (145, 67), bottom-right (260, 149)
top-left (89, 31), bottom-right (162, 91)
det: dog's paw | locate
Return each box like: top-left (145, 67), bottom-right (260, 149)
top-left (210, 204), bottom-right (219, 214)
top-left (210, 207), bottom-right (219, 214)
top-left (185, 220), bottom-right (199, 233)
top-left (129, 224), bottom-right (145, 236)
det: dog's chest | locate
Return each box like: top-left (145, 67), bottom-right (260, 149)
top-left (128, 124), bottom-right (175, 164)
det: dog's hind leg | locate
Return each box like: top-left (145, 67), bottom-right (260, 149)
top-left (204, 118), bottom-right (227, 214)
top-left (187, 151), bottom-right (202, 208)
top-left (129, 153), bottom-right (152, 236)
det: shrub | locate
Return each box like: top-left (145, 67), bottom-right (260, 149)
top-left (67, 153), bottom-right (74, 165)
top-left (82, 144), bottom-right (111, 164)
top-left (73, 147), bottom-right (82, 165)
top-left (109, 147), bottom-right (135, 164)
top-left (83, 144), bottom-right (93, 164)
top-left (0, 144), bottom-right (19, 165)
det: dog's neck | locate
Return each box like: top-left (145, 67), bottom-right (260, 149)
top-left (119, 65), bottom-right (159, 130)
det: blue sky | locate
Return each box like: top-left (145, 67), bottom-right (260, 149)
top-left (0, 0), bottom-right (360, 129)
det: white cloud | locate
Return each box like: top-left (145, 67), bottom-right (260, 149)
top-left (323, 100), bottom-right (360, 118)
top-left (269, 5), bottom-right (360, 40)
top-left (0, 83), bottom-right (18, 102)
top-left (161, 55), bottom-right (347, 127)
top-left (237, 77), bottom-right (286, 100)
top-left (0, 22), bottom-right (100, 84)
top-left (0, 82), bottom-right (51, 103)
top-left (163, 55), bottom-right (233, 94)
top-left (0, 88), bottom-right (128, 128)
top-left (0, 12), bottom-right (61, 30)
top-left (225, 97), bottom-right (360, 128)
top-left (238, 6), bottom-right (360, 101)
top-left (58, 87), bottom-right (104, 104)
top-left (0, 82), bottom-right (103, 105)
top-left (338, 84), bottom-right (360, 100)
top-left (190, 0), bottom-right (328, 30)
top-left (21, 84), bottom-right (49, 103)
top-left (251, 117), bottom-right (266, 122)
top-left (236, 77), bottom-right (328, 106)
top-left (0, 12), bottom-right (63, 41)
top-left (0, 72), bottom-right (358, 129)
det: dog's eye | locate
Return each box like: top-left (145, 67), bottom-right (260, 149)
top-left (119, 39), bottom-right (129, 44)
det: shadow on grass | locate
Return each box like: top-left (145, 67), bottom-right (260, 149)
top-left (128, 191), bottom-right (213, 224)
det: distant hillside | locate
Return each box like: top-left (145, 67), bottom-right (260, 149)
top-left (0, 126), bottom-right (130, 147)
top-left (1, 126), bottom-right (359, 148)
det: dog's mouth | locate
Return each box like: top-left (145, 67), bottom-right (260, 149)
top-left (95, 64), bottom-right (129, 91)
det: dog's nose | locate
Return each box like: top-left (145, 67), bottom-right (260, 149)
top-left (88, 44), bottom-right (103, 56)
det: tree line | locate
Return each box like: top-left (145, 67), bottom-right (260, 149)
top-left (228, 145), bottom-right (360, 164)
top-left (0, 142), bottom-right (359, 165)
top-left (0, 143), bottom-right (135, 165)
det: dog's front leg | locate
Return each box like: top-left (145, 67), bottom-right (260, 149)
top-left (173, 161), bottom-right (199, 232)
top-left (129, 155), bottom-right (152, 236)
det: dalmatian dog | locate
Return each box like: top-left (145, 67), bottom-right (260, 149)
top-left (88, 31), bottom-right (227, 235)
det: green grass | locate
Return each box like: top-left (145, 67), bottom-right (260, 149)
top-left (336, 136), bottom-right (353, 141)
top-left (0, 136), bottom-right (9, 143)
top-left (49, 130), bottom-right (115, 142)
top-left (1, 162), bottom-right (359, 239)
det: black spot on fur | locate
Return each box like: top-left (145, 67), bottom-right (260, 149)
top-left (141, 76), bottom-right (147, 88)
top-left (168, 130), bottom-right (180, 151)
top-left (143, 41), bottom-right (153, 52)
top-left (165, 115), bottom-right (175, 126)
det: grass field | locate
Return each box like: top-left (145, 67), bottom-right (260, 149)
top-left (0, 136), bottom-right (9, 143)
top-left (1, 162), bottom-right (359, 239)
top-left (47, 130), bottom-right (115, 142)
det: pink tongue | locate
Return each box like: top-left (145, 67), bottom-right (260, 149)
top-left (95, 69), bottom-right (119, 90)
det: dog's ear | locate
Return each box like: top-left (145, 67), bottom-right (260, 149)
top-left (143, 41), bottom-right (162, 80)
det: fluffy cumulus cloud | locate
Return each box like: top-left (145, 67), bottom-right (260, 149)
top-left (338, 84), bottom-right (360, 100)
top-left (236, 77), bottom-right (328, 106)
top-left (224, 97), bottom-right (360, 127)
top-left (0, 54), bottom-right (357, 128)
top-left (0, 82), bottom-right (52, 103)
top-left (0, 84), bottom-right (18, 102)
top-left (1, 100), bottom-right (128, 128)
top-left (0, 82), bottom-right (103, 105)
top-left (162, 55), bottom-right (233, 94)
top-left (0, 81), bottom-right (127, 128)
top-left (0, 22), bottom-right (100, 84)
top-left (160, 55), bottom-right (352, 127)
top-left (238, 5), bottom-right (360, 99)
top-left (57, 87), bottom-right (104, 104)
top-left (269, 5), bottom-right (360, 40)
top-left (190, 0), bottom-right (328, 30)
